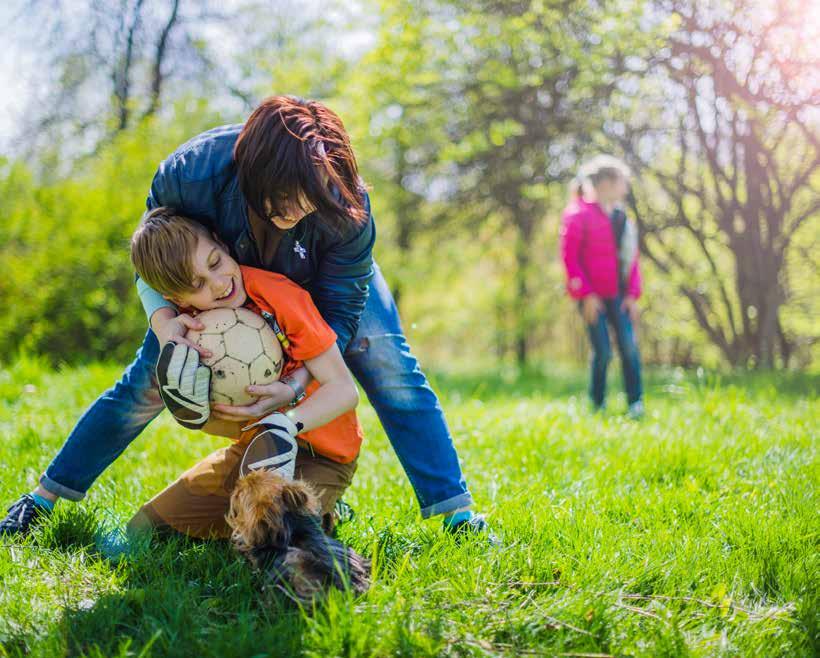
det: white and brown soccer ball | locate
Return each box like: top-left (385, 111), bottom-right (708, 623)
top-left (186, 308), bottom-right (284, 406)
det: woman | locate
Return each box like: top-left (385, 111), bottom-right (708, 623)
top-left (560, 155), bottom-right (644, 418)
top-left (1, 96), bottom-right (490, 539)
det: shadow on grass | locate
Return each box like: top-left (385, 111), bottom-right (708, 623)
top-left (10, 508), bottom-right (308, 658)
top-left (58, 538), bottom-right (306, 658)
top-left (427, 365), bottom-right (819, 401)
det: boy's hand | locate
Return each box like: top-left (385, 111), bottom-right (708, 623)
top-left (152, 311), bottom-right (211, 358)
top-left (211, 381), bottom-right (296, 421)
top-left (156, 341), bottom-right (211, 430)
top-left (240, 412), bottom-right (302, 479)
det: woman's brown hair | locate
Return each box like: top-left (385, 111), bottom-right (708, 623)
top-left (233, 96), bottom-right (367, 235)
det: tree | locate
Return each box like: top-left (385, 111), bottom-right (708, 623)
top-left (405, 0), bottom-right (648, 366)
top-left (348, 2), bottom-right (457, 308)
top-left (618, 0), bottom-right (819, 367)
top-left (3, 0), bottom-right (242, 166)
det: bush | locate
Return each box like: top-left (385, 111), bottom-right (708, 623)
top-left (0, 107), bottom-right (221, 364)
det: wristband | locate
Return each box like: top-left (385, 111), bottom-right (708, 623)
top-left (281, 374), bottom-right (306, 407)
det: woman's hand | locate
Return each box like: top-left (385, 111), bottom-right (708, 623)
top-left (582, 294), bottom-right (604, 325)
top-left (211, 381), bottom-right (295, 422)
top-left (621, 296), bottom-right (639, 323)
top-left (151, 309), bottom-right (211, 357)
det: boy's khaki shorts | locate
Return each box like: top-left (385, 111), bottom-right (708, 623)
top-left (133, 433), bottom-right (357, 539)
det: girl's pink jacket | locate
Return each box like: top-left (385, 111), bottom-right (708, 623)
top-left (560, 197), bottom-right (641, 300)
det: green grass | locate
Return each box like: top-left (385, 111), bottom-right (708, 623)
top-left (0, 356), bottom-right (817, 657)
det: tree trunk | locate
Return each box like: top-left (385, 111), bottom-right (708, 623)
top-left (392, 141), bottom-right (415, 311)
top-left (143, 0), bottom-right (181, 120)
top-left (513, 214), bottom-right (535, 368)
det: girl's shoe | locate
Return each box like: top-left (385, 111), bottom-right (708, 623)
top-left (627, 400), bottom-right (645, 419)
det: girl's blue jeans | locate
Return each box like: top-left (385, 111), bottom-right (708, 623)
top-left (40, 264), bottom-right (472, 518)
top-left (585, 295), bottom-right (643, 408)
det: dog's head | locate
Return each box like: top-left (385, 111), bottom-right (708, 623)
top-left (226, 469), bottom-right (371, 603)
top-left (226, 469), bottom-right (320, 557)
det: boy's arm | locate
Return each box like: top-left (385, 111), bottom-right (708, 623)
top-left (136, 277), bottom-right (176, 326)
top-left (286, 344), bottom-right (358, 432)
top-left (238, 344), bottom-right (358, 479)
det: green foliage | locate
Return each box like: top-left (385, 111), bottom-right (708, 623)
top-left (0, 360), bottom-right (817, 656)
top-left (0, 0), bottom-right (815, 369)
top-left (0, 104), bottom-right (224, 364)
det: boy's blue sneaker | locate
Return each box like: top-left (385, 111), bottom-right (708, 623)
top-left (95, 526), bottom-right (151, 563)
top-left (95, 527), bottom-right (133, 563)
top-left (334, 499), bottom-right (355, 525)
top-left (0, 494), bottom-right (52, 536)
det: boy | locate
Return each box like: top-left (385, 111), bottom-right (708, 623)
top-left (126, 206), bottom-right (363, 539)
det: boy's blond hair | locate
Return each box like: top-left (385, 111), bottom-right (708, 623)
top-left (130, 207), bottom-right (213, 297)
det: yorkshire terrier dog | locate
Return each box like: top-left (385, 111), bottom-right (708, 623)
top-left (226, 469), bottom-right (370, 603)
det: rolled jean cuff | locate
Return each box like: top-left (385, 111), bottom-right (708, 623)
top-left (39, 473), bottom-right (86, 501)
top-left (420, 491), bottom-right (474, 519)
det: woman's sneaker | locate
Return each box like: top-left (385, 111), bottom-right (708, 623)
top-left (0, 494), bottom-right (51, 536)
top-left (444, 512), bottom-right (501, 547)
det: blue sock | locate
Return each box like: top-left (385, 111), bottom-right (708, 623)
top-left (30, 493), bottom-right (55, 511)
top-left (443, 510), bottom-right (473, 527)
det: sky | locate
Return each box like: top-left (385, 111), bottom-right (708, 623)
top-left (0, 0), bottom-right (376, 157)
top-left (0, 27), bottom-right (36, 151)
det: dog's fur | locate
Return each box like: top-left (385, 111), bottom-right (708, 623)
top-left (226, 470), bottom-right (370, 603)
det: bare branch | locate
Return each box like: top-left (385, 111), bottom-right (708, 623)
top-left (142, 0), bottom-right (181, 120)
top-left (113, 0), bottom-right (147, 132)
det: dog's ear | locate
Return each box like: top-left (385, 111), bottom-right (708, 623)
top-left (280, 480), bottom-right (320, 515)
top-left (227, 473), bottom-right (276, 549)
top-left (280, 483), bottom-right (309, 511)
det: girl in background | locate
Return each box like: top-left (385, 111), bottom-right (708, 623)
top-left (560, 155), bottom-right (644, 418)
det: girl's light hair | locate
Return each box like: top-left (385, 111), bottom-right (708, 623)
top-left (570, 154), bottom-right (631, 201)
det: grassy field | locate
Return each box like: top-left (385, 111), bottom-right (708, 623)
top-left (0, 357), bottom-right (817, 657)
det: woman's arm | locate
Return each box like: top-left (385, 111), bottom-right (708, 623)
top-left (285, 344), bottom-right (358, 432)
top-left (309, 194), bottom-right (376, 354)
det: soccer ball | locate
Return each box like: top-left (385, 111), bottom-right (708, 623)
top-left (186, 308), bottom-right (284, 406)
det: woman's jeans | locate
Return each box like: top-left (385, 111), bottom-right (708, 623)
top-left (40, 265), bottom-right (472, 518)
top-left (585, 296), bottom-right (643, 408)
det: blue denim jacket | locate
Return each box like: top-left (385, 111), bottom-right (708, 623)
top-left (141, 124), bottom-right (376, 352)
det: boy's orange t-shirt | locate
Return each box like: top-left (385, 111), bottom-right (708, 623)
top-left (238, 265), bottom-right (363, 464)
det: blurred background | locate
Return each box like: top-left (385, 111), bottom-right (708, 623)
top-left (0, 0), bottom-right (816, 372)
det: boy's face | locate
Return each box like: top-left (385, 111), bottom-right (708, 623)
top-left (166, 235), bottom-right (247, 310)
